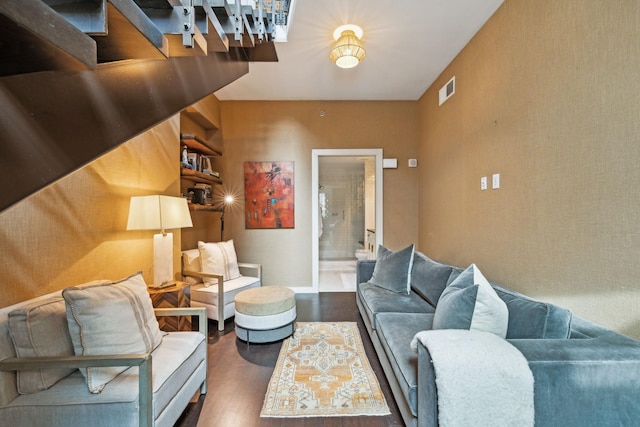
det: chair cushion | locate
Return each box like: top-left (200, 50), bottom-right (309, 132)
top-left (368, 244), bottom-right (415, 294)
top-left (62, 272), bottom-right (163, 393)
top-left (198, 240), bottom-right (241, 285)
top-left (433, 264), bottom-right (508, 338)
top-left (8, 297), bottom-right (77, 394)
top-left (190, 276), bottom-right (261, 306)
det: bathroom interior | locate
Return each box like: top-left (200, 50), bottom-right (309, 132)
top-left (318, 156), bottom-right (377, 291)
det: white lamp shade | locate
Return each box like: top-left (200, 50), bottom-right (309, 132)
top-left (127, 195), bottom-right (193, 232)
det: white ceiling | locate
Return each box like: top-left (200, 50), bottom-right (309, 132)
top-left (215, 0), bottom-right (504, 101)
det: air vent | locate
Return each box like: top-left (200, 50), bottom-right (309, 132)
top-left (438, 76), bottom-right (455, 106)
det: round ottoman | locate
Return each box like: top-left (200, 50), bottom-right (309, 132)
top-left (234, 286), bottom-right (296, 344)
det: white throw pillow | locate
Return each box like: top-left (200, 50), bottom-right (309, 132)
top-left (433, 264), bottom-right (509, 338)
top-left (63, 273), bottom-right (163, 393)
top-left (8, 297), bottom-right (77, 394)
top-left (198, 240), bottom-right (241, 285)
top-left (182, 249), bottom-right (203, 285)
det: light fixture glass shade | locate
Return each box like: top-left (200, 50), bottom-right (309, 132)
top-left (330, 30), bottom-right (366, 69)
top-left (127, 195), bottom-right (193, 233)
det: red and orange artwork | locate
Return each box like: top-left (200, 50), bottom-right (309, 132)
top-left (244, 161), bottom-right (295, 229)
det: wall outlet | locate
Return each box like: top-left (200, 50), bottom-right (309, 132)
top-left (481, 176), bottom-right (488, 190)
top-left (492, 173), bottom-right (500, 189)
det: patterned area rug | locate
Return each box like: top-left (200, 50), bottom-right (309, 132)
top-left (261, 322), bottom-right (390, 418)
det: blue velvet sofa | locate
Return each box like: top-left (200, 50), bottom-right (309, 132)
top-left (356, 253), bottom-right (640, 427)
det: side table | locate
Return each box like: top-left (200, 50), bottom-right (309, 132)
top-left (148, 281), bottom-right (192, 331)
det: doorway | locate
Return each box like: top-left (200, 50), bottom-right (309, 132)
top-left (311, 149), bottom-right (383, 292)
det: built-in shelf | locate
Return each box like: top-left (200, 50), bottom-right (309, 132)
top-left (181, 168), bottom-right (222, 185)
top-left (187, 203), bottom-right (221, 212)
top-left (183, 105), bottom-right (219, 130)
top-left (180, 134), bottom-right (222, 157)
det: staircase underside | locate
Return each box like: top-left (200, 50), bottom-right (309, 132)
top-left (0, 0), bottom-right (286, 211)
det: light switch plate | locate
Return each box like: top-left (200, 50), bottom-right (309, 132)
top-left (481, 176), bottom-right (488, 190)
top-left (492, 173), bottom-right (500, 189)
top-left (383, 158), bottom-right (398, 169)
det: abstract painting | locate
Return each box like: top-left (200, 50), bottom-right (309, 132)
top-left (244, 161), bottom-right (295, 229)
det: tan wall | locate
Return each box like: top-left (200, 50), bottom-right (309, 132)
top-left (418, 0), bottom-right (640, 338)
top-left (220, 101), bottom-right (419, 288)
top-left (0, 116), bottom-right (181, 307)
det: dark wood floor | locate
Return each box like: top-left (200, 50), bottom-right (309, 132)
top-left (175, 292), bottom-right (404, 427)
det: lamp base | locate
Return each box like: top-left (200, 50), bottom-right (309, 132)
top-left (153, 233), bottom-right (174, 287)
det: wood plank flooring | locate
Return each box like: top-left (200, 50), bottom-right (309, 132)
top-left (175, 293), bottom-right (404, 427)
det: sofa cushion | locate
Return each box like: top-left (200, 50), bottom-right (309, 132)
top-left (433, 264), bottom-right (508, 338)
top-left (2, 331), bottom-right (206, 427)
top-left (375, 312), bottom-right (435, 417)
top-left (410, 252), bottom-right (456, 307)
top-left (493, 285), bottom-right (573, 339)
top-left (62, 273), bottom-right (163, 393)
top-left (368, 244), bottom-right (415, 294)
top-left (198, 240), bottom-right (241, 285)
top-left (8, 297), bottom-right (76, 394)
top-left (357, 283), bottom-right (434, 330)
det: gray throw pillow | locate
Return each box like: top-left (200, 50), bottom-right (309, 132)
top-left (410, 252), bottom-right (455, 307)
top-left (368, 244), bottom-right (415, 294)
top-left (493, 285), bottom-right (573, 339)
top-left (433, 264), bottom-right (508, 338)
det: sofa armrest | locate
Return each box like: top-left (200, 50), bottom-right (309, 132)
top-left (182, 270), bottom-right (223, 283)
top-left (416, 342), bottom-right (439, 427)
top-left (0, 353), bottom-right (153, 427)
top-left (182, 270), bottom-right (224, 330)
top-left (511, 336), bottom-right (640, 425)
top-left (238, 263), bottom-right (262, 281)
top-left (356, 260), bottom-right (376, 284)
top-left (416, 332), bottom-right (640, 426)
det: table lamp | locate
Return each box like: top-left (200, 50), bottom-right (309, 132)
top-left (127, 195), bottom-right (193, 288)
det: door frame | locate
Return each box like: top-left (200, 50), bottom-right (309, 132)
top-left (311, 149), bottom-right (383, 292)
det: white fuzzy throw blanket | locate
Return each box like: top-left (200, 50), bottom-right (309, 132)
top-left (410, 329), bottom-right (534, 427)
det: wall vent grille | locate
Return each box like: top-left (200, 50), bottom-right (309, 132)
top-left (438, 76), bottom-right (455, 106)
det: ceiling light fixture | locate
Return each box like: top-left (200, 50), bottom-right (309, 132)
top-left (330, 24), bottom-right (366, 69)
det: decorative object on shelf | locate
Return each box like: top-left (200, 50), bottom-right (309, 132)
top-left (188, 187), bottom-right (206, 205)
top-left (180, 134), bottom-right (222, 189)
top-left (181, 145), bottom-right (190, 169)
top-left (244, 161), bottom-right (295, 229)
top-left (194, 183), bottom-right (213, 204)
top-left (127, 195), bottom-right (193, 288)
top-left (330, 24), bottom-right (366, 69)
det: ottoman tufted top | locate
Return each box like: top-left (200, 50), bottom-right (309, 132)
top-left (235, 286), bottom-right (296, 316)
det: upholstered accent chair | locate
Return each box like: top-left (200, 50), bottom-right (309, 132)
top-left (182, 240), bottom-right (262, 331)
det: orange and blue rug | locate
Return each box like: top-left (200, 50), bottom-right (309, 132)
top-left (261, 322), bottom-right (390, 418)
